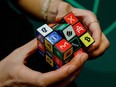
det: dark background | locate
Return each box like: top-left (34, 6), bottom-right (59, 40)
top-left (9, 0), bottom-right (116, 87)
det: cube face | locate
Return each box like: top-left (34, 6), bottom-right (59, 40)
top-left (45, 32), bottom-right (62, 45)
top-left (55, 39), bottom-right (72, 53)
top-left (54, 55), bottom-right (63, 67)
top-left (73, 22), bottom-right (86, 37)
top-left (74, 48), bottom-right (83, 56)
top-left (64, 47), bottom-right (73, 60)
top-left (69, 37), bottom-right (81, 52)
top-left (63, 25), bottom-right (76, 41)
top-left (46, 55), bottom-right (54, 67)
top-left (37, 40), bottom-right (46, 53)
top-left (55, 23), bottom-right (69, 30)
top-left (63, 12), bottom-right (79, 25)
top-left (54, 48), bottom-right (62, 60)
top-left (36, 32), bottom-right (44, 43)
top-left (80, 32), bottom-right (95, 47)
top-left (45, 39), bottom-right (53, 52)
top-left (37, 24), bottom-right (53, 37)
top-left (46, 50), bottom-right (53, 58)
top-left (36, 12), bottom-right (95, 70)
top-left (54, 39), bottom-right (73, 60)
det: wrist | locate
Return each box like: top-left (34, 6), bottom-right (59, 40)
top-left (42, 0), bottom-right (63, 23)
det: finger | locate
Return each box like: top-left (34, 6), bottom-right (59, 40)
top-left (72, 8), bottom-right (102, 51)
top-left (87, 21), bottom-right (102, 51)
top-left (88, 33), bottom-right (110, 58)
top-left (41, 53), bottom-right (88, 86)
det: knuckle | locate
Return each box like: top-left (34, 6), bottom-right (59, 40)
top-left (86, 10), bottom-right (97, 18)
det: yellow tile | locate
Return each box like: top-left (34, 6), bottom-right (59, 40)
top-left (64, 47), bottom-right (73, 60)
top-left (45, 39), bottom-right (53, 52)
top-left (46, 55), bottom-right (54, 67)
top-left (80, 32), bottom-right (94, 47)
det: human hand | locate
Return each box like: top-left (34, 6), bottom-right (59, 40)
top-left (50, 1), bottom-right (110, 58)
top-left (0, 38), bottom-right (88, 87)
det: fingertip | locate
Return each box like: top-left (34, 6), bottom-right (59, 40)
top-left (56, 17), bottom-right (62, 23)
top-left (65, 53), bottom-right (88, 74)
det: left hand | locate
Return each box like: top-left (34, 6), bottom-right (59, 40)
top-left (48, 1), bottom-right (110, 58)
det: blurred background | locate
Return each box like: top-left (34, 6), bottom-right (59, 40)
top-left (9, 0), bottom-right (116, 87)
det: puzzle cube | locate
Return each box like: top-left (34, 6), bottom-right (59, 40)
top-left (36, 12), bottom-right (95, 69)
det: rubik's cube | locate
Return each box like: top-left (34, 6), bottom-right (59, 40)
top-left (36, 12), bottom-right (95, 69)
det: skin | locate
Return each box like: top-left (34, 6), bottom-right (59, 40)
top-left (0, 38), bottom-right (88, 86)
top-left (0, 0), bottom-right (110, 86)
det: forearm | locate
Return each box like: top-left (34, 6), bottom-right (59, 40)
top-left (18, 0), bottom-right (43, 19)
top-left (18, 0), bottom-right (62, 22)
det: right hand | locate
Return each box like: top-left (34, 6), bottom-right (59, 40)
top-left (0, 38), bottom-right (88, 87)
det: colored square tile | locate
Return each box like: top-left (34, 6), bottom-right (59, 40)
top-left (45, 39), bottom-right (53, 52)
top-left (64, 12), bottom-right (79, 25)
top-left (51, 24), bottom-right (60, 30)
top-left (63, 25), bottom-right (76, 41)
top-left (55, 39), bottom-right (72, 53)
top-left (36, 33), bottom-right (44, 43)
top-left (46, 50), bottom-right (53, 58)
top-left (37, 24), bottom-right (53, 36)
top-left (54, 47), bottom-right (63, 60)
top-left (46, 55), bottom-right (54, 67)
top-left (80, 32), bottom-right (95, 47)
top-left (69, 37), bottom-right (82, 52)
top-left (37, 40), bottom-right (45, 53)
top-left (73, 22), bottom-right (86, 37)
top-left (64, 47), bottom-right (73, 60)
top-left (56, 23), bottom-right (69, 30)
top-left (54, 55), bottom-right (63, 67)
top-left (45, 32), bottom-right (62, 45)
top-left (74, 48), bottom-right (83, 56)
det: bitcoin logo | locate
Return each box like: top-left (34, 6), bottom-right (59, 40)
top-left (85, 37), bottom-right (91, 42)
